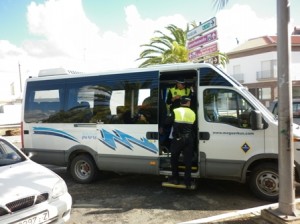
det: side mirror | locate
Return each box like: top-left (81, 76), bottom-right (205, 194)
top-left (250, 110), bottom-right (264, 130)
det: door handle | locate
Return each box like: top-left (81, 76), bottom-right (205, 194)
top-left (146, 132), bottom-right (159, 140)
top-left (199, 132), bottom-right (210, 140)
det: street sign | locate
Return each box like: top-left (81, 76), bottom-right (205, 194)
top-left (187, 17), bottom-right (217, 40)
top-left (206, 55), bottom-right (219, 65)
top-left (187, 30), bottom-right (218, 50)
top-left (188, 43), bottom-right (218, 61)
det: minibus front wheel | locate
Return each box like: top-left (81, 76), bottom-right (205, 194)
top-left (70, 154), bottom-right (98, 184)
top-left (249, 162), bottom-right (279, 202)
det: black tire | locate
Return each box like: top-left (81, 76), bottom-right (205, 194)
top-left (249, 163), bottom-right (279, 202)
top-left (70, 154), bottom-right (98, 184)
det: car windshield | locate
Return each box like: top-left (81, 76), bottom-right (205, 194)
top-left (0, 139), bottom-right (25, 166)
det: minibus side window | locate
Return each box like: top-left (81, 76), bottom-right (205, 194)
top-left (60, 84), bottom-right (98, 123)
top-left (24, 71), bottom-right (158, 124)
top-left (24, 83), bottom-right (64, 123)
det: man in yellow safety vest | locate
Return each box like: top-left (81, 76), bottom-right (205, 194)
top-left (166, 79), bottom-right (193, 113)
top-left (166, 96), bottom-right (196, 188)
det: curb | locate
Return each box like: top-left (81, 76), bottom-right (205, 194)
top-left (179, 198), bottom-right (300, 224)
top-left (2, 135), bottom-right (21, 143)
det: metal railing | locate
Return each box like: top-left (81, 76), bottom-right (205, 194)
top-left (256, 70), bottom-right (277, 80)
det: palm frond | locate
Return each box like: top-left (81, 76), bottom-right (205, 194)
top-left (137, 22), bottom-right (228, 68)
top-left (212, 0), bottom-right (229, 11)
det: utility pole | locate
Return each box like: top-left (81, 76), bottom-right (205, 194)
top-left (18, 62), bottom-right (22, 93)
top-left (277, 0), bottom-right (296, 216)
top-left (257, 1), bottom-right (300, 222)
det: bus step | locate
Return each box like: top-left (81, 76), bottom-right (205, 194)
top-left (162, 181), bottom-right (197, 190)
top-left (178, 165), bottom-right (198, 171)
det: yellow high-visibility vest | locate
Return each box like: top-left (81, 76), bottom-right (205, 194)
top-left (169, 87), bottom-right (190, 98)
top-left (174, 107), bottom-right (195, 124)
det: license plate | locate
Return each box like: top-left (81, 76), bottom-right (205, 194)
top-left (16, 211), bottom-right (49, 224)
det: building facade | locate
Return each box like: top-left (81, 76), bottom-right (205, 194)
top-left (226, 28), bottom-right (300, 108)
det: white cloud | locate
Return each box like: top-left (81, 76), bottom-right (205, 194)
top-left (24, 0), bottom-right (188, 72)
top-left (0, 0), bottom-right (189, 101)
top-left (27, 0), bottom-right (100, 61)
top-left (216, 4), bottom-right (277, 52)
top-left (120, 5), bottom-right (187, 68)
top-left (0, 40), bottom-right (24, 58)
top-left (0, 0), bottom-right (286, 101)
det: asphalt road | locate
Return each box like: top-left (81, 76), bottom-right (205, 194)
top-left (6, 138), bottom-right (298, 223)
top-left (49, 166), bottom-right (272, 224)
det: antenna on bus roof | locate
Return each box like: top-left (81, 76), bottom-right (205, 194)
top-left (38, 68), bottom-right (84, 77)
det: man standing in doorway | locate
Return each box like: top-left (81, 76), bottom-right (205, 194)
top-left (166, 79), bottom-right (192, 112)
top-left (166, 96), bottom-right (196, 188)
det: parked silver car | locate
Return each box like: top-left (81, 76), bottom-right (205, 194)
top-left (0, 137), bottom-right (72, 224)
top-left (269, 98), bottom-right (300, 125)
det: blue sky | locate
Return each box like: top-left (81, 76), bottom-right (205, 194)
top-left (1, 0), bottom-right (299, 46)
top-left (0, 0), bottom-right (300, 100)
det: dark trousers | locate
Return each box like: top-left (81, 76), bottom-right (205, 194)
top-left (170, 137), bottom-right (194, 186)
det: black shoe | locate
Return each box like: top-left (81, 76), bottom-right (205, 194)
top-left (169, 178), bottom-right (179, 185)
top-left (161, 146), bottom-right (169, 153)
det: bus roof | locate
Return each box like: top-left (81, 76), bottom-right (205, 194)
top-left (28, 62), bottom-right (218, 81)
top-left (38, 68), bottom-right (84, 77)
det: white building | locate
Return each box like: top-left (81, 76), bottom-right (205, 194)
top-left (226, 27), bottom-right (300, 108)
top-left (0, 103), bottom-right (22, 126)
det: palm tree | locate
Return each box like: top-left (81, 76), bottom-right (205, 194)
top-left (212, 0), bottom-right (229, 11)
top-left (137, 22), bottom-right (229, 68)
top-left (136, 24), bottom-right (189, 68)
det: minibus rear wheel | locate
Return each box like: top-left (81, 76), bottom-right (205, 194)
top-left (70, 154), bottom-right (98, 184)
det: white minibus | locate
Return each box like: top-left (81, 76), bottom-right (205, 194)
top-left (21, 63), bottom-right (300, 201)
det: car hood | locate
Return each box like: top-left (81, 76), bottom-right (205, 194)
top-left (0, 160), bottom-right (60, 203)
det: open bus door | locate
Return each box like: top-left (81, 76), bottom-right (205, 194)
top-left (158, 69), bottom-right (199, 189)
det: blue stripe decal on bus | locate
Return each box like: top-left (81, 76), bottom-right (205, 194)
top-left (32, 127), bottom-right (157, 153)
top-left (99, 129), bottom-right (158, 154)
top-left (33, 127), bottom-right (79, 143)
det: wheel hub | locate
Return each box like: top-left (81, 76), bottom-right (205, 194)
top-left (258, 172), bottom-right (279, 195)
top-left (76, 161), bottom-right (91, 177)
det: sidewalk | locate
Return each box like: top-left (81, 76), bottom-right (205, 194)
top-left (2, 135), bottom-right (21, 148)
top-left (180, 199), bottom-right (300, 224)
top-left (3, 135), bottom-right (21, 143)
